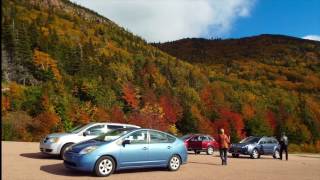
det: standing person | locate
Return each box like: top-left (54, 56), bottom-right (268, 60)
top-left (217, 128), bottom-right (230, 165)
top-left (279, 132), bottom-right (288, 160)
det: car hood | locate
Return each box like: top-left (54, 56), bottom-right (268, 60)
top-left (70, 139), bottom-right (110, 153)
top-left (47, 133), bottom-right (74, 138)
top-left (231, 142), bottom-right (255, 147)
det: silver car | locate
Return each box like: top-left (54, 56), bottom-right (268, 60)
top-left (229, 136), bottom-right (280, 159)
top-left (40, 122), bottom-right (140, 158)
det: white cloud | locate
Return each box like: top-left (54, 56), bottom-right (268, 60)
top-left (71, 0), bottom-right (256, 42)
top-left (303, 35), bottom-right (320, 41)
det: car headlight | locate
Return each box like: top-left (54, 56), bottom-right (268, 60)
top-left (48, 137), bottom-right (60, 143)
top-left (79, 146), bottom-right (98, 154)
top-left (65, 145), bottom-right (74, 152)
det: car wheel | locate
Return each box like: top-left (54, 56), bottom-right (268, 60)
top-left (251, 149), bottom-right (260, 159)
top-left (60, 143), bottom-right (73, 159)
top-left (232, 154), bottom-right (239, 158)
top-left (273, 149), bottom-right (280, 159)
top-left (194, 150), bottom-right (200, 154)
top-left (206, 146), bottom-right (214, 155)
top-left (168, 155), bottom-right (181, 171)
top-left (94, 156), bottom-right (115, 177)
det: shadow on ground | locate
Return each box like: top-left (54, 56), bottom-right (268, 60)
top-left (40, 163), bottom-right (168, 177)
top-left (295, 155), bottom-right (320, 159)
top-left (20, 152), bottom-right (60, 160)
top-left (40, 163), bottom-right (89, 177)
top-left (188, 161), bottom-right (221, 166)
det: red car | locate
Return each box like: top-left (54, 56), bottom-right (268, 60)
top-left (180, 134), bottom-right (219, 155)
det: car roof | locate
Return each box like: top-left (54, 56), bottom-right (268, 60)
top-left (85, 122), bottom-right (140, 128)
top-left (129, 128), bottom-right (178, 137)
top-left (247, 136), bottom-right (277, 139)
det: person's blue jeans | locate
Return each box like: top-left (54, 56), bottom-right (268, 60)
top-left (219, 148), bottom-right (228, 165)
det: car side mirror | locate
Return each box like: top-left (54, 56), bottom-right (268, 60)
top-left (83, 131), bottom-right (91, 136)
top-left (122, 139), bottom-right (131, 146)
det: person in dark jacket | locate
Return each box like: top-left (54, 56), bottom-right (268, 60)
top-left (217, 128), bottom-right (230, 165)
top-left (279, 132), bottom-right (288, 160)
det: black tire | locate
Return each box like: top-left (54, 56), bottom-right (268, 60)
top-left (250, 149), bottom-right (260, 159)
top-left (60, 143), bottom-right (73, 159)
top-left (194, 150), bottom-right (200, 154)
top-left (168, 155), bottom-right (181, 171)
top-left (206, 146), bottom-right (214, 155)
top-left (273, 149), bottom-right (280, 159)
top-left (232, 153), bottom-right (239, 158)
top-left (94, 156), bottom-right (116, 177)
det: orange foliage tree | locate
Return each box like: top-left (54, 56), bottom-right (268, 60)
top-left (33, 112), bottom-right (60, 139)
top-left (33, 49), bottom-right (62, 81)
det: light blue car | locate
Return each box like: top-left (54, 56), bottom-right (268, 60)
top-left (63, 128), bottom-right (188, 176)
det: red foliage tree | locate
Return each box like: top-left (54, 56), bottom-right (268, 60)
top-left (215, 108), bottom-right (245, 138)
top-left (265, 110), bottom-right (277, 133)
top-left (110, 105), bottom-right (126, 123)
top-left (200, 85), bottom-right (214, 111)
top-left (2, 96), bottom-right (10, 113)
top-left (159, 95), bottom-right (182, 124)
top-left (122, 82), bottom-right (139, 109)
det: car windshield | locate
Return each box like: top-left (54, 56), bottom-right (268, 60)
top-left (240, 137), bottom-right (260, 143)
top-left (68, 124), bottom-right (92, 134)
top-left (180, 134), bottom-right (193, 140)
top-left (95, 128), bottom-right (133, 142)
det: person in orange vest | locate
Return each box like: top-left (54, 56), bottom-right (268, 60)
top-left (217, 128), bottom-right (230, 165)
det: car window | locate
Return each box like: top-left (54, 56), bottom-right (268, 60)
top-left (208, 136), bottom-right (214, 141)
top-left (191, 136), bottom-right (199, 141)
top-left (125, 130), bottom-right (148, 144)
top-left (267, 138), bottom-right (274, 144)
top-left (202, 136), bottom-right (210, 141)
top-left (180, 134), bottom-right (192, 140)
top-left (150, 131), bottom-right (176, 143)
top-left (240, 137), bottom-right (260, 143)
top-left (271, 139), bottom-right (278, 144)
top-left (86, 125), bottom-right (105, 135)
top-left (259, 139), bottom-right (267, 144)
top-left (107, 125), bottom-right (124, 130)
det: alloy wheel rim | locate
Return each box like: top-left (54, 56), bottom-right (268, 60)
top-left (275, 150), bottom-right (279, 158)
top-left (253, 150), bottom-right (258, 158)
top-left (208, 147), bottom-right (213, 154)
top-left (170, 156), bottom-right (180, 170)
top-left (99, 159), bottom-right (113, 175)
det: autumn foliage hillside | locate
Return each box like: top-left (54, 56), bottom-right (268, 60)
top-left (1, 0), bottom-right (320, 152)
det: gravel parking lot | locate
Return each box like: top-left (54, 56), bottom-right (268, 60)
top-left (2, 141), bottom-right (320, 180)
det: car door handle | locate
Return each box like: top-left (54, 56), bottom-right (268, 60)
top-left (142, 147), bottom-right (148, 150)
top-left (167, 146), bottom-right (172, 149)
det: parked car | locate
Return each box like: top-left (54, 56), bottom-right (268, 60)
top-left (40, 122), bottom-right (140, 158)
top-left (229, 136), bottom-right (280, 159)
top-left (63, 128), bottom-right (188, 176)
top-left (181, 134), bottom-right (219, 155)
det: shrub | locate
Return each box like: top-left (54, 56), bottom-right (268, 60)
top-left (2, 111), bottom-right (33, 141)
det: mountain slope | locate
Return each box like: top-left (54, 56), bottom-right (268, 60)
top-left (153, 34), bottom-right (320, 65)
top-left (153, 35), bottom-right (320, 92)
top-left (2, 0), bottom-right (320, 149)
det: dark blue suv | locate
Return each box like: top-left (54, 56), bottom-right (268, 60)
top-left (229, 136), bottom-right (280, 159)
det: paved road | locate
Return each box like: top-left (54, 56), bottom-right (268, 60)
top-left (2, 141), bottom-right (320, 180)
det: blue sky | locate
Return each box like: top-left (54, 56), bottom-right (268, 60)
top-left (72, 0), bottom-right (320, 42)
top-left (229, 0), bottom-right (320, 39)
